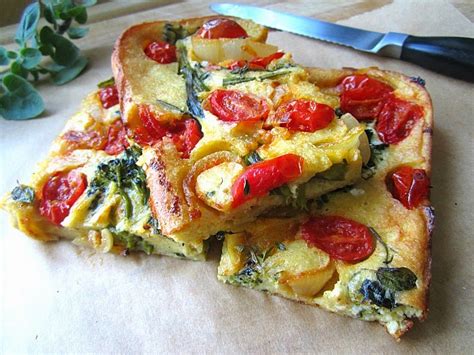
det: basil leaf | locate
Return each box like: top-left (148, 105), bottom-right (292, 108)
top-left (359, 279), bottom-right (396, 309)
top-left (97, 77), bottom-right (115, 88)
top-left (11, 184), bottom-right (35, 203)
top-left (376, 267), bottom-right (417, 291)
top-left (39, 26), bottom-right (80, 66)
top-left (67, 26), bottom-right (89, 39)
top-left (15, 2), bottom-right (40, 45)
top-left (20, 48), bottom-right (42, 69)
top-left (0, 74), bottom-right (44, 120)
top-left (50, 55), bottom-right (88, 85)
top-left (0, 47), bottom-right (9, 65)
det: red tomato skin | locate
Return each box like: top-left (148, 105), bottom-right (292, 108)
top-left (301, 215), bottom-right (375, 262)
top-left (98, 85), bottom-right (119, 109)
top-left (62, 129), bottom-right (107, 151)
top-left (196, 18), bottom-right (248, 39)
top-left (39, 170), bottom-right (87, 225)
top-left (135, 106), bottom-right (202, 157)
top-left (376, 95), bottom-right (424, 144)
top-left (104, 120), bottom-right (130, 155)
top-left (340, 74), bottom-right (393, 120)
top-left (231, 154), bottom-right (304, 208)
top-left (209, 89), bottom-right (269, 122)
top-left (228, 52), bottom-right (285, 71)
top-left (388, 166), bottom-right (430, 209)
top-left (144, 41), bottom-right (177, 64)
top-left (274, 99), bottom-right (335, 132)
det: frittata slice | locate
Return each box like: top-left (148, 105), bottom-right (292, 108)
top-left (112, 16), bottom-right (369, 245)
top-left (218, 67), bottom-right (433, 339)
top-left (1, 86), bottom-right (206, 260)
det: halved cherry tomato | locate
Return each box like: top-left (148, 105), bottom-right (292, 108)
top-left (376, 95), bottom-right (424, 144)
top-left (273, 99), bottom-right (335, 132)
top-left (62, 128), bottom-right (107, 152)
top-left (340, 74), bottom-right (393, 120)
top-left (104, 120), bottom-right (130, 155)
top-left (228, 52), bottom-right (285, 71)
top-left (196, 18), bottom-right (248, 39)
top-left (208, 89), bottom-right (269, 122)
top-left (98, 85), bottom-right (119, 109)
top-left (39, 170), bottom-right (87, 225)
top-left (144, 41), bottom-right (177, 64)
top-left (134, 106), bottom-right (202, 157)
top-left (301, 215), bottom-right (375, 262)
top-left (387, 166), bottom-right (430, 209)
top-left (231, 154), bottom-right (304, 208)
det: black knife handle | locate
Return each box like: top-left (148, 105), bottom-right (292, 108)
top-left (400, 36), bottom-right (474, 82)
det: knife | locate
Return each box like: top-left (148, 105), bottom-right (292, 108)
top-left (210, 3), bottom-right (474, 83)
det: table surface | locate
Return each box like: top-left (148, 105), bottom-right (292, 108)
top-left (1, 1), bottom-right (473, 353)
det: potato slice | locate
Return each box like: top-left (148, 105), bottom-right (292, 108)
top-left (218, 232), bottom-right (247, 276)
top-left (195, 161), bottom-right (244, 211)
top-left (264, 239), bottom-right (335, 297)
top-left (192, 37), bottom-right (278, 63)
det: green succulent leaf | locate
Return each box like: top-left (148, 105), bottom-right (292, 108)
top-left (20, 47), bottom-right (42, 69)
top-left (39, 26), bottom-right (80, 66)
top-left (10, 60), bottom-right (29, 79)
top-left (0, 74), bottom-right (44, 120)
top-left (0, 47), bottom-right (9, 65)
top-left (7, 51), bottom-right (19, 60)
top-left (73, 6), bottom-right (88, 24)
top-left (75, 0), bottom-right (97, 7)
top-left (67, 26), bottom-right (89, 39)
top-left (15, 2), bottom-right (41, 45)
top-left (376, 267), bottom-right (417, 292)
top-left (50, 55), bottom-right (88, 85)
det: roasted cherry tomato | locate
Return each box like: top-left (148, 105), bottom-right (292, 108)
top-left (340, 74), bottom-right (393, 120)
top-left (231, 154), bottom-right (304, 208)
top-left (376, 95), bottom-right (424, 144)
top-left (98, 85), bottom-right (119, 109)
top-left (170, 119), bottom-right (203, 159)
top-left (62, 129), bottom-right (107, 152)
top-left (387, 166), bottom-right (430, 209)
top-left (104, 120), bottom-right (130, 155)
top-left (39, 170), bottom-right (87, 225)
top-left (273, 99), bottom-right (335, 132)
top-left (208, 89), bottom-right (269, 123)
top-left (228, 52), bottom-right (285, 71)
top-left (144, 41), bottom-right (177, 64)
top-left (301, 215), bottom-right (375, 262)
top-left (134, 106), bottom-right (202, 158)
top-left (196, 18), bottom-right (248, 39)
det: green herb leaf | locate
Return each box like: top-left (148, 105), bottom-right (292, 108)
top-left (11, 184), bottom-right (35, 203)
top-left (40, 26), bottom-right (80, 66)
top-left (376, 267), bottom-right (417, 292)
top-left (156, 99), bottom-right (186, 113)
top-left (359, 279), bottom-right (396, 309)
top-left (244, 151), bottom-right (262, 166)
top-left (97, 77), bottom-right (115, 88)
top-left (20, 47), bottom-right (42, 69)
top-left (368, 227), bottom-right (393, 265)
top-left (0, 74), bottom-right (44, 120)
top-left (0, 47), bottom-right (9, 65)
top-left (162, 23), bottom-right (191, 45)
top-left (15, 2), bottom-right (40, 45)
top-left (67, 26), bottom-right (89, 39)
top-left (50, 55), bottom-right (88, 85)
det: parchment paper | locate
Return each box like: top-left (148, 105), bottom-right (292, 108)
top-left (1, 0), bottom-right (473, 353)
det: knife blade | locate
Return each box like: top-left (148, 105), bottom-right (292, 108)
top-left (210, 3), bottom-right (474, 82)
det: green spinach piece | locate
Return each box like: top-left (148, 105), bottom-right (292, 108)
top-left (97, 77), bottom-right (115, 88)
top-left (162, 23), bottom-right (195, 45)
top-left (362, 128), bottom-right (388, 180)
top-left (11, 184), bottom-right (36, 203)
top-left (359, 279), bottom-right (396, 309)
top-left (87, 146), bottom-right (148, 218)
top-left (376, 267), bottom-right (417, 291)
top-left (112, 230), bottom-right (155, 255)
